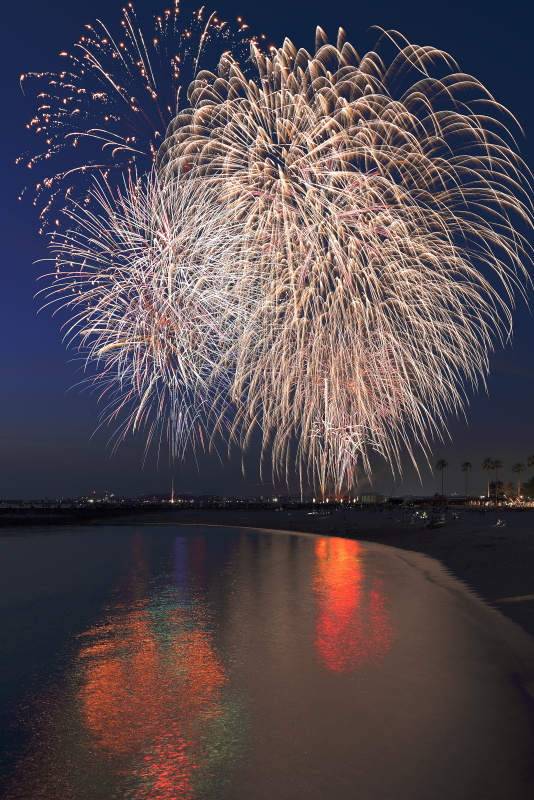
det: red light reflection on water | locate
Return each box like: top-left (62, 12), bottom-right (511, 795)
top-left (73, 535), bottom-right (240, 799)
top-left (3, 534), bottom-right (245, 800)
top-left (313, 537), bottom-right (392, 673)
top-left (78, 614), bottom-right (226, 798)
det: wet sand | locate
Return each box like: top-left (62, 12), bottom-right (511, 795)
top-left (94, 507), bottom-right (534, 638)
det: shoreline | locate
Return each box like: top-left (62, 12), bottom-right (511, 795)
top-left (2, 505), bottom-right (532, 638)
top-left (90, 506), bottom-right (534, 638)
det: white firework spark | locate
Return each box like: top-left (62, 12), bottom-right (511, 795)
top-left (157, 28), bottom-right (532, 491)
top-left (43, 170), bottom-right (261, 457)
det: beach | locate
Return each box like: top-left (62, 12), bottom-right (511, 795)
top-left (94, 506), bottom-right (534, 638)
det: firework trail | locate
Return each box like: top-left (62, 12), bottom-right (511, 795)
top-left (43, 169), bottom-right (262, 457)
top-left (158, 28), bottom-right (533, 491)
top-left (19, 1), bottom-right (260, 232)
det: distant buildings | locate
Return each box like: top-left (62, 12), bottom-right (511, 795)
top-left (358, 492), bottom-right (385, 504)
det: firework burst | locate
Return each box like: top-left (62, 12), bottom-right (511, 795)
top-left (19, 1), bottom-right (260, 232)
top-left (158, 28), bottom-right (533, 490)
top-left (43, 170), bottom-right (261, 457)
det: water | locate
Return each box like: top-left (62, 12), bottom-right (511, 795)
top-left (1, 525), bottom-right (534, 800)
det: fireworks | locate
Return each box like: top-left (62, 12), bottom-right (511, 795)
top-left (158, 30), bottom-right (532, 490)
top-left (30, 22), bottom-right (533, 491)
top-left (44, 169), bottom-right (261, 457)
top-left (19, 1), bottom-right (259, 231)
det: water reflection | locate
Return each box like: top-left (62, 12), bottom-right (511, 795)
top-left (313, 537), bottom-right (392, 672)
top-left (6, 533), bottom-right (245, 800)
top-left (5, 527), bottom-right (530, 800)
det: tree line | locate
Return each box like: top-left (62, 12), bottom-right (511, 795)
top-left (434, 456), bottom-right (534, 500)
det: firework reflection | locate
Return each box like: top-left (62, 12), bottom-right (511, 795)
top-left (313, 537), bottom-right (392, 673)
top-left (5, 534), bottom-right (246, 800)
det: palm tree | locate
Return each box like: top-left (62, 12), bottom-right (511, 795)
top-left (482, 458), bottom-right (493, 499)
top-left (461, 462), bottom-right (472, 497)
top-left (527, 455), bottom-right (534, 469)
top-left (435, 460), bottom-right (448, 498)
top-left (492, 459), bottom-right (503, 504)
top-left (512, 463), bottom-right (526, 498)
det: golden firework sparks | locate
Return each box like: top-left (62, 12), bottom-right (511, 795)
top-left (158, 28), bottom-right (532, 491)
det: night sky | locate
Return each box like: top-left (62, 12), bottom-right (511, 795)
top-left (1, 0), bottom-right (533, 500)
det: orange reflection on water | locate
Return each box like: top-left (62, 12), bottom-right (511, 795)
top-left (313, 537), bottom-right (392, 673)
top-left (75, 537), bottom-right (238, 799)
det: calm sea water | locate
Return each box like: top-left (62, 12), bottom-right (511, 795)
top-left (1, 525), bottom-right (534, 800)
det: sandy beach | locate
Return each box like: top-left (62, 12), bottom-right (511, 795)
top-left (94, 506), bottom-right (534, 638)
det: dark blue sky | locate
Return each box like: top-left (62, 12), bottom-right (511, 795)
top-left (1, 0), bottom-right (533, 499)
